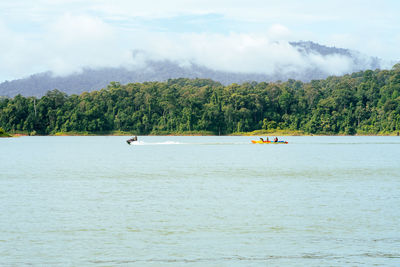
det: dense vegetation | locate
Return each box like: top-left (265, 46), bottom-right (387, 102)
top-left (0, 127), bottom-right (11, 137)
top-left (1, 65), bottom-right (400, 135)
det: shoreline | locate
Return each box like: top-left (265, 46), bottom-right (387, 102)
top-left (5, 130), bottom-right (400, 137)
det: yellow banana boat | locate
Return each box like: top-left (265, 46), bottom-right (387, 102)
top-left (251, 140), bottom-right (288, 144)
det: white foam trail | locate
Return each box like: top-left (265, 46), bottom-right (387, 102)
top-left (130, 141), bottom-right (145, 146)
top-left (129, 140), bottom-right (251, 146)
top-left (131, 141), bottom-right (183, 145)
top-left (156, 141), bottom-right (183, 145)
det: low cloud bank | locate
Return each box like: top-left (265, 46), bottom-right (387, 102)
top-left (135, 32), bottom-right (355, 76)
top-left (0, 15), bottom-right (384, 82)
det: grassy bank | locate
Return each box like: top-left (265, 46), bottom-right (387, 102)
top-left (53, 130), bottom-right (137, 136)
top-left (233, 129), bottom-right (400, 136)
top-left (148, 130), bottom-right (215, 136)
top-left (230, 129), bottom-right (308, 136)
top-left (0, 127), bottom-right (11, 137)
top-left (4, 129), bottom-right (400, 137)
top-left (52, 130), bottom-right (215, 136)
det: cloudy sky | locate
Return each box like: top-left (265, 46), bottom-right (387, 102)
top-left (0, 0), bottom-right (399, 82)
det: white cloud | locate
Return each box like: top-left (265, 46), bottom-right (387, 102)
top-left (0, 20), bottom-right (43, 80)
top-left (42, 14), bottom-right (134, 76)
top-left (308, 54), bottom-right (353, 75)
top-left (0, 14), bottom-right (134, 80)
top-left (0, 0), bottom-right (400, 82)
top-left (0, 16), bottom-right (373, 82)
top-left (128, 30), bottom-right (355, 76)
top-left (49, 14), bottom-right (112, 44)
top-left (267, 24), bottom-right (292, 41)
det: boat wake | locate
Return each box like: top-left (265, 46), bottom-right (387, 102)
top-left (130, 141), bottom-right (183, 146)
top-left (130, 141), bottom-right (248, 146)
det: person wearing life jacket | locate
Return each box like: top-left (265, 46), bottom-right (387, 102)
top-left (274, 137), bottom-right (278, 142)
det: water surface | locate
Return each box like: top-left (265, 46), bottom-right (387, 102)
top-left (1, 136), bottom-right (399, 266)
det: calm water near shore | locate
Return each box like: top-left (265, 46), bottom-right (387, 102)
top-left (1, 136), bottom-right (400, 266)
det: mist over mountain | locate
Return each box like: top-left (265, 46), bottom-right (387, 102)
top-left (0, 41), bottom-right (387, 97)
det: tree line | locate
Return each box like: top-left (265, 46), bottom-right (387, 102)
top-left (1, 65), bottom-right (400, 135)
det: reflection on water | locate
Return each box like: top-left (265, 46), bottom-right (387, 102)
top-left (0, 136), bottom-right (399, 266)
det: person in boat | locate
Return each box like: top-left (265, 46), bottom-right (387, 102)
top-left (126, 136), bottom-right (138, 145)
top-left (260, 137), bottom-right (264, 142)
top-left (266, 137), bottom-right (269, 142)
top-left (274, 137), bottom-right (278, 142)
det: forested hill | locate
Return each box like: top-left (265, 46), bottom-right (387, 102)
top-left (0, 41), bottom-right (384, 97)
top-left (1, 65), bottom-right (400, 136)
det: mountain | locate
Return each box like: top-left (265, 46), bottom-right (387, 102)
top-left (290, 41), bottom-right (382, 70)
top-left (0, 41), bottom-right (385, 97)
top-left (0, 62), bottom-right (267, 97)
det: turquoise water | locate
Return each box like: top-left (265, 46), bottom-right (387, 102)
top-left (1, 136), bottom-right (400, 266)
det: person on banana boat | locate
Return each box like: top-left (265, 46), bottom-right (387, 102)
top-left (259, 137), bottom-right (271, 142)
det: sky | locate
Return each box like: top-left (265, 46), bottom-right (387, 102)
top-left (0, 0), bottom-right (399, 82)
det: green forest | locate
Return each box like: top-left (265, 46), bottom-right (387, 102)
top-left (1, 65), bottom-right (400, 136)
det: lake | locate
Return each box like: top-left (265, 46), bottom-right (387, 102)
top-left (1, 136), bottom-right (400, 266)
